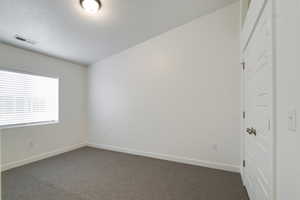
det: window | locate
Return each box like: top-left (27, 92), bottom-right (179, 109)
top-left (0, 69), bottom-right (59, 128)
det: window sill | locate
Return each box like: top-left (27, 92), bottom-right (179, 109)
top-left (0, 121), bottom-right (59, 130)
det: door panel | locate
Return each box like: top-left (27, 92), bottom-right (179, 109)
top-left (242, 0), bottom-right (267, 51)
top-left (243, 1), bottom-right (274, 200)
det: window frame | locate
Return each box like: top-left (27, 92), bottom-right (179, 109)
top-left (0, 67), bottom-right (60, 129)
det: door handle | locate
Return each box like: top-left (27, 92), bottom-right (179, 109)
top-left (246, 128), bottom-right (252, 135)
top-left (246, 128), bottom-right (257, 136)
top-left (250, 128), bottom-right (257, 136)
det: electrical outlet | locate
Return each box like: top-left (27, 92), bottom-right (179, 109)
top-left (28, 140), bottom-right (35, 149)
top-left (288, 109), bottom-right (297, 132)
top-left (212, 144), bottom-right (218, 152)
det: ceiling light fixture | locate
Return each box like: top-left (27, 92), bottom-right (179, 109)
top-left (80, 0), bottom-right (101, 14)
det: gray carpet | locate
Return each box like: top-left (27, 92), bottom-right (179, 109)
top-left (2, 147), bottom-right (249, 200)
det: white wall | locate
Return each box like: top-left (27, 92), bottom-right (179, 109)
top-left (0, 130), bottom-right (2, 199)
top-left (0, 43), bottom-right (88, 170)
top-left (88, 3), bottom-right (241, 172)
top-left (275, 0), bottom-right (300, 199)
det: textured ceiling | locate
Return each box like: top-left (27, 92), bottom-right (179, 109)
top-left (0, 0), bottom-right (237, 66)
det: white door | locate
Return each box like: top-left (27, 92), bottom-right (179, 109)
top-left (243, 1), bottom-right (274, 200)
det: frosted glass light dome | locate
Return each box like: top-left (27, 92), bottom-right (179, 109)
top-left (80, 0), bottom-right (101, 14)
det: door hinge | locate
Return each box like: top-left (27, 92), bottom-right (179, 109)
top-left (243, 111), bottom-right (246, 119)
top-left (242, 62), bottom-right (245, 71)
top-left (243, 160), bottom-right (246, 167)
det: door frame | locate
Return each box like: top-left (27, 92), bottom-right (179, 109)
top-left (240, 60), bottom-right (246, 185)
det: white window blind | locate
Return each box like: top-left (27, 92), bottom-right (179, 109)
top-left (0, 70), bottom-right (59, 128)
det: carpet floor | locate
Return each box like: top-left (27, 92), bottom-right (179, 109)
top-left (2, 147), bottom-right (249, 200)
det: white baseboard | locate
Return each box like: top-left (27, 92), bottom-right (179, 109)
top-left (1, 143), bottom-right (87, 171)
top-left (88, 143), bottom-right (240, 173)
top-left (1, 142), bottom-right (240, 173)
